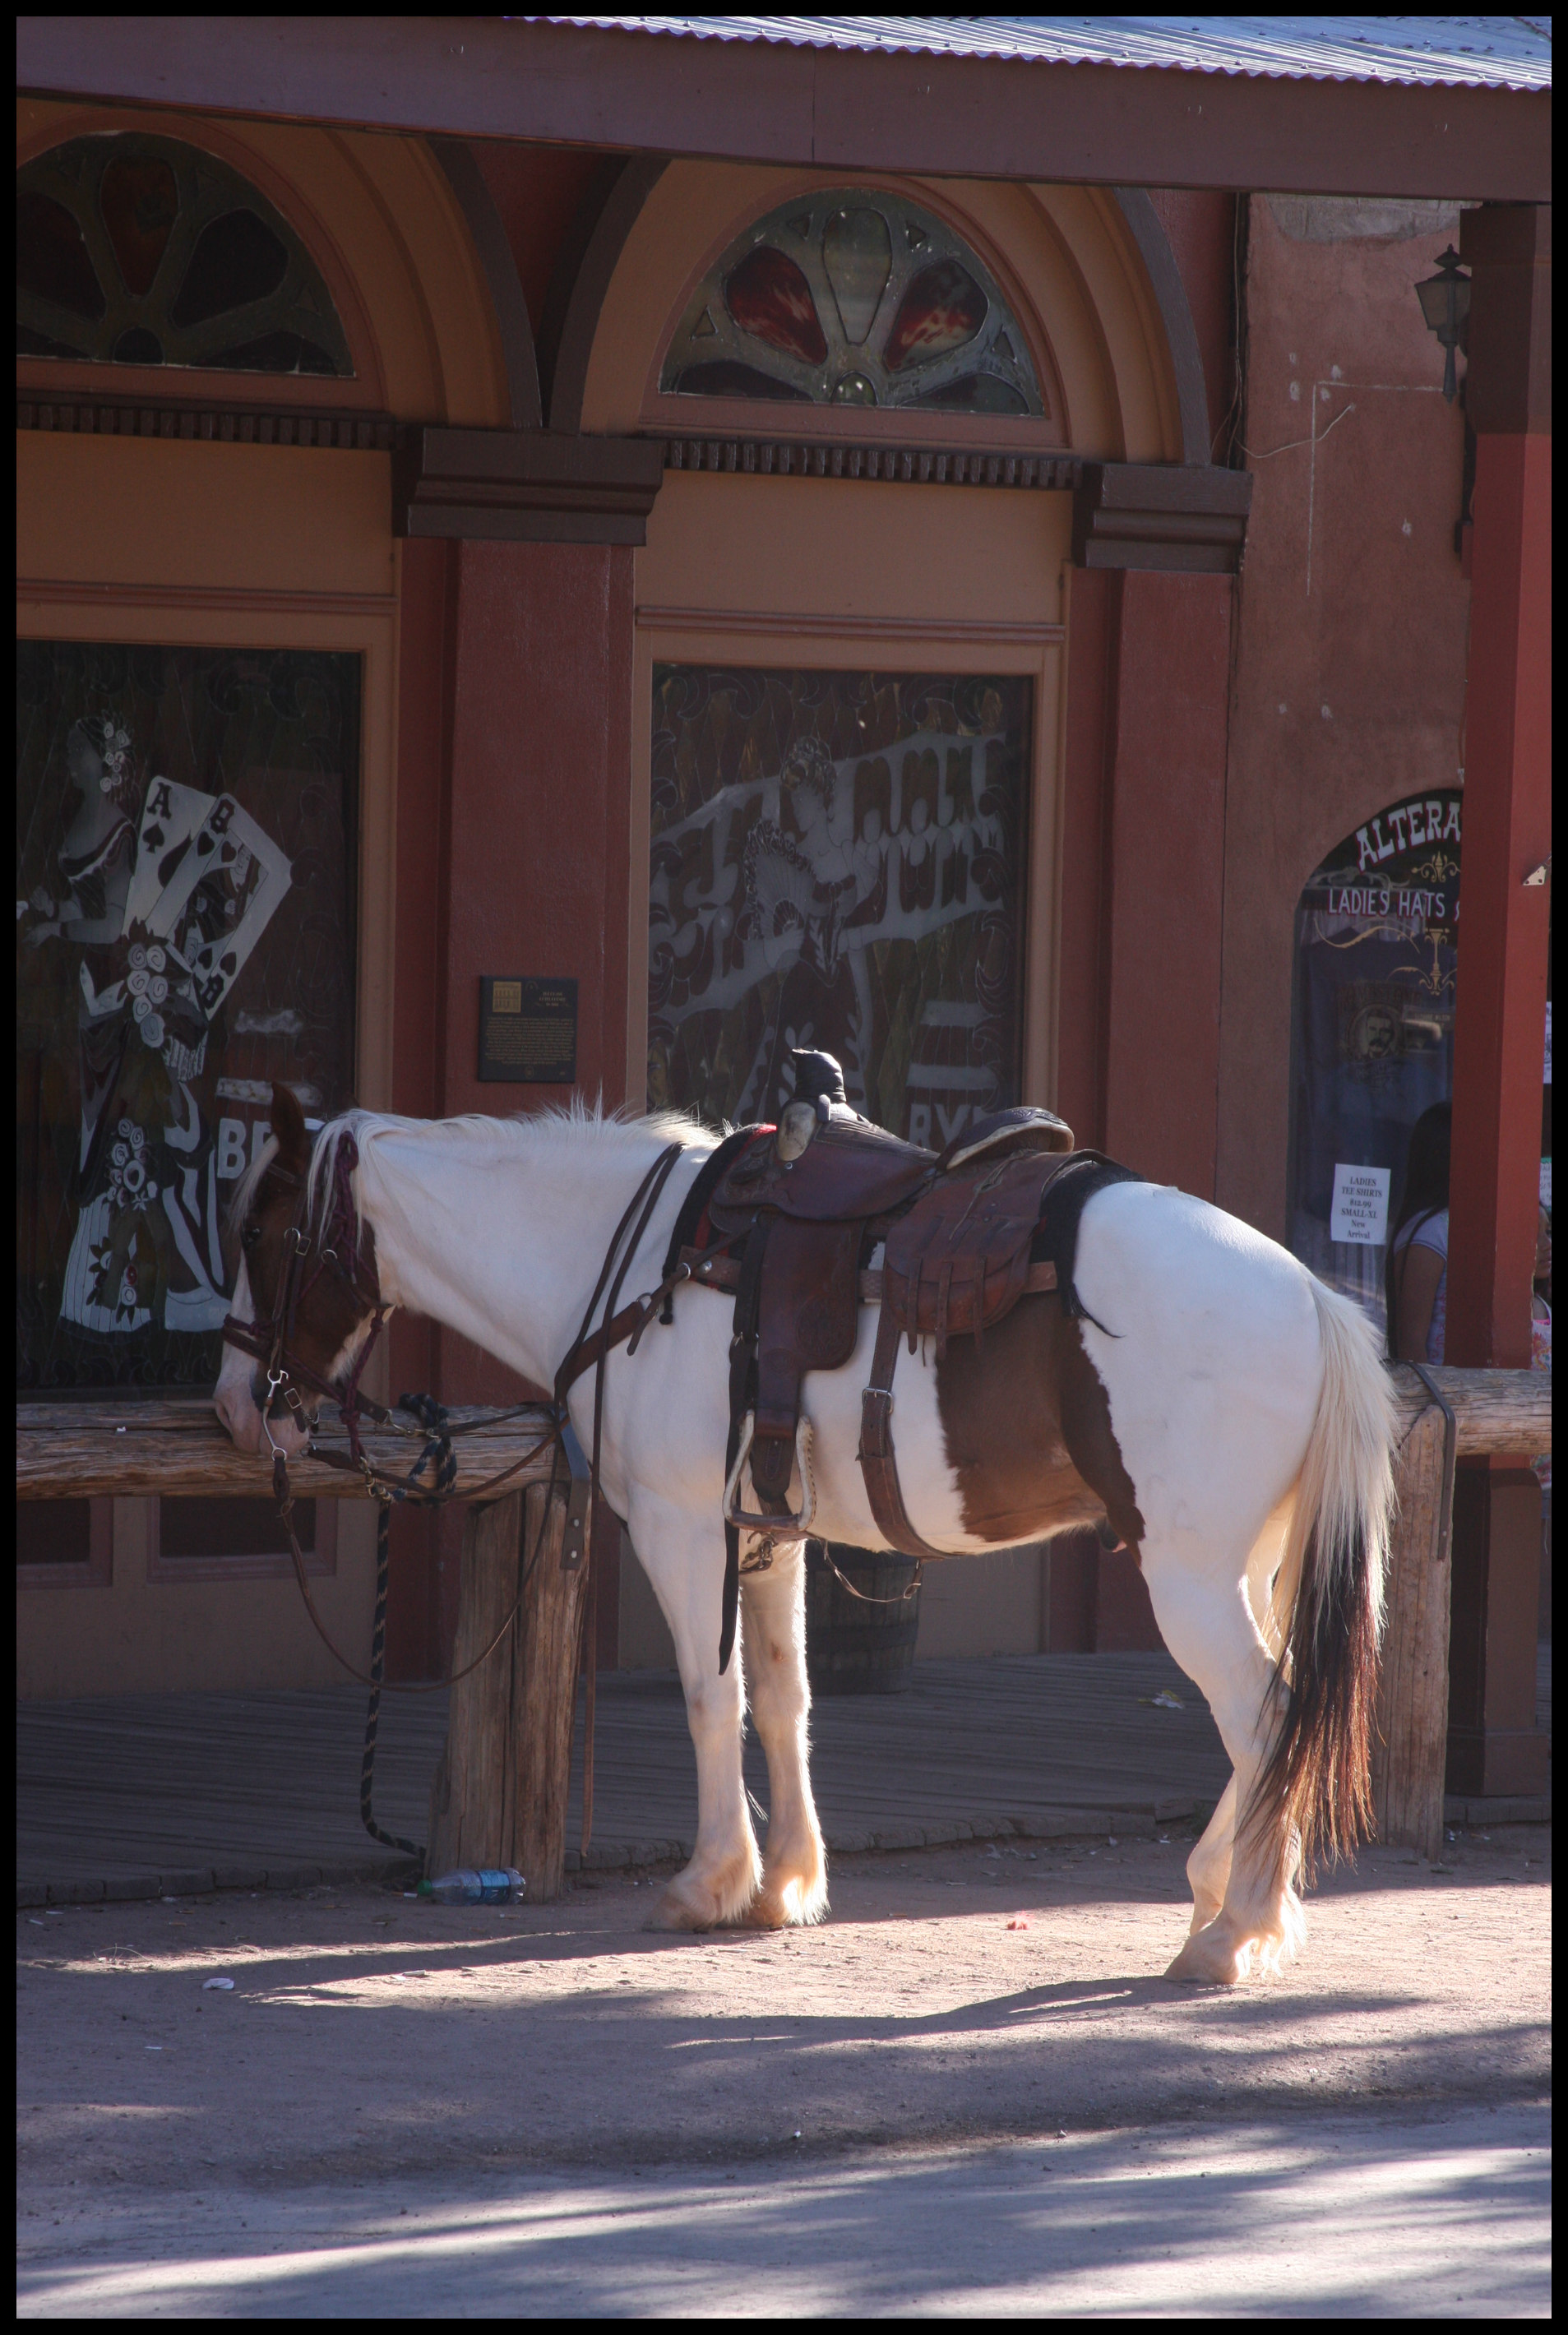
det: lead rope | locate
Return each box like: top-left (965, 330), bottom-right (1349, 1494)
top-left (576, 1143), bottom-right (686, 1858)
top-left (360, 1494), bottom-right (420, 1859)
top-left (272, 1420), bottom-right (566, 1875)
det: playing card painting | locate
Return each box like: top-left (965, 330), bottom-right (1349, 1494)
top-left (17, 643), bottom-right (358, 1390)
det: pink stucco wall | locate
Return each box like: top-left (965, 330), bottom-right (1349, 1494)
top-left (1216, 194), bottom-right (1473, 1239)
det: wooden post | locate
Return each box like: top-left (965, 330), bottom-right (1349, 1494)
top-left (425, 1480), bottom-right (588, 1901)
top-left (509, 1480), bottom-right (589, 1901)
top-left (1370, 1400), bottom-right (1455, 1859)
top-left (426, 1493), bottom-right (526, 1879)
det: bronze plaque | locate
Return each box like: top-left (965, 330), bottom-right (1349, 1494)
top-left (478, 976), bottom-right (577, 1084)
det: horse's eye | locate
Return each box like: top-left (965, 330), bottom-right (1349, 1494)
top-left (241, 1223), bottom-right (261, 1251)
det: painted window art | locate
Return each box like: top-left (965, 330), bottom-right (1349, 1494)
top-left (660, 192), bottom-right (1043, 417)
top-left (16, 133), bottom-right (353, 377)
top-left (650, 668), bottom-right (1029, 1140)
top-left (1286, 789), bottom-right (1462, 1334)
top-left (17, 643), bottom-right (359, 1392)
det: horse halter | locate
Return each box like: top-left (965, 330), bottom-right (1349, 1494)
top-left (220, 1131), bottom-right (387, 1459)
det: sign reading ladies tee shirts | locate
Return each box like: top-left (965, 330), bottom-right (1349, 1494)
top-left (1330, 1163), bottom-right (1391, 1245)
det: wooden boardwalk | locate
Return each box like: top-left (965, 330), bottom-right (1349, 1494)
top-left (19, 1653), bottom-right (1229, 1903)
top-left (18, 1647), bottom-right (1548, 1907)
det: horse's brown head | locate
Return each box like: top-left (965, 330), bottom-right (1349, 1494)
top-left (214, 1083), bottom-right (380, 1456)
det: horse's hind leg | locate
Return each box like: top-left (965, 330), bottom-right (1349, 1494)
top-left (1186, 1776), bottom-right (1236, 1936)
top-left (1141, 1540), bottom-right (1302, 1986)
top-left (741, 1542), bottom-right (828, 1927)
top-left (626, 1494), bottom-right (761, 1932)
top-left (1177, 1497), bottom-right (1297, 1943)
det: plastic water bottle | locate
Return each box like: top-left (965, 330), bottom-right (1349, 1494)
top-left (417, 1867), bottom-right (525, 1906)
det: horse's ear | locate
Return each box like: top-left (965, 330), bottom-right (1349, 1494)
top-left (269, 1082), bottom-right (311, 1174)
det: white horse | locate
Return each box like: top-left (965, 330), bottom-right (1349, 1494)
top-left (215, 1089), bottom-right (1395, 1984)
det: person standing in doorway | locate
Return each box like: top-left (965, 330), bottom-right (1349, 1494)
top-left (1386, 1102), bottom-right (1452, 1363)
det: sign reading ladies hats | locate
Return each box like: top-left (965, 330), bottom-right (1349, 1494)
top-left (1330, 1163), bottom-right (1391, 1246)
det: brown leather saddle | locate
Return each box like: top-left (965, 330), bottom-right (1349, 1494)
top-left (697, 1055), bottom-right (1079, 1625)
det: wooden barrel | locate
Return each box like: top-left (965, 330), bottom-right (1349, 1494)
top-left (804, 1541), bottom-right (922, 1695)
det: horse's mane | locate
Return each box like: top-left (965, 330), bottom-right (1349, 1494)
top-left (298, 1098), bottom-right (715, 1245)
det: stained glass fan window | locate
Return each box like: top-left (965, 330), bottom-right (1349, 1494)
top-left (650, 668), bottom-right (1029, 1140)
top-left (17, 643), bottom-right (359, 1393)
top-left (17, 133), bottom-right (353, 377)
top-left (660, 192), bottom-right (1043, 418)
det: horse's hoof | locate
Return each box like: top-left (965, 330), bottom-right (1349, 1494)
top-left (643, 1887), bottom-right (713, 1934)
top-left (750, 1870), bottom-right (827, 1929)
top-left (1163, 1931), bottom-right (1242, 1987)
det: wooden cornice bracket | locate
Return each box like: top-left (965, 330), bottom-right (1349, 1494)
top-left (392, 427), bottom-right (667, 545)
top-left (1071, 461), bottom-right (1253, 575)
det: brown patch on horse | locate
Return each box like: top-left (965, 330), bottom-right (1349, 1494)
top-left (935, 1296), bottom-right (1146, 1555)
top-left (232, 1084), bottom-right (379, 1400)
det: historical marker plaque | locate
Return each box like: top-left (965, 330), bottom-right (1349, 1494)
top-left (478, 976), bottom-right (578, 1084)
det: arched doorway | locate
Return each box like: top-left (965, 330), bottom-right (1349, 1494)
top-left (1286, 788), bottom-right (1463, 1334)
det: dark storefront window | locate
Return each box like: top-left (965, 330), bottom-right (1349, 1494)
top-left (1287, 788), bottom-right (1462, 1334)
top-left (16, 642), bottom-right (359, 1394)
top-left (650, 667), bottom-right (1030, 1137)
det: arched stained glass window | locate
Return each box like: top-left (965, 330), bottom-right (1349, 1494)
top-left (661, 191), bottom-right (1043, 418)
top-left (17, 134), bottom-right (354, 378)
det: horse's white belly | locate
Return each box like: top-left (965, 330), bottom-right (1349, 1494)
top-left (1074, 1181), bottom-right (1322, 1561)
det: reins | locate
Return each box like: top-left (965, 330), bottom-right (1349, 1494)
top-left (229, 1130), bottom-right (690, 1870)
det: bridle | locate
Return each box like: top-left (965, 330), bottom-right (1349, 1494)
top-left (221, 1129), bottom-right (391, 1464)
top-left (220, 1125), bottom-right (698, 1866)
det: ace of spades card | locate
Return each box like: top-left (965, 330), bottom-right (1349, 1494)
top-left (123, 777), bottom-right (216, 937)
top-left (147, 793), bottom-right (293, 1021)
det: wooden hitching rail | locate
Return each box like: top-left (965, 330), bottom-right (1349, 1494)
top-left (16, 1399), bottom-right (561, 1504)
top-left (14, 1371), bottom-right (1549, 1502)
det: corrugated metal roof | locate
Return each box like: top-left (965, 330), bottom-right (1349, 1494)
top-left (524, 16), bottom-right (1552, 90)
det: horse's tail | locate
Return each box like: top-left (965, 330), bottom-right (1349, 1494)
top-left (1247, 1275), bottom-right (1397, 1872)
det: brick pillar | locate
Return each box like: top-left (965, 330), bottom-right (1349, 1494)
top-left (407, 536), bottom-right (635, 1671)
top-left (1443, 205), bottom-right (1552, 1796)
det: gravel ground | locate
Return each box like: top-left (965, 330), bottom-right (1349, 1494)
top-left (17, 1824), bottom-right (1551, 2317)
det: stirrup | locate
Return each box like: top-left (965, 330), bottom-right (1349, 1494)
top-left (722, 1410), bottom-right (816, 1541)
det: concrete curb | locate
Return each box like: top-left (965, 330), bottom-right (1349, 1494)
top-left (18, 1793), bottom-right (1548, 1909)
top-left (19, 1806), bottom-right (1196, 1907)
top-left (18, 1855), bottom-right (421, 1909)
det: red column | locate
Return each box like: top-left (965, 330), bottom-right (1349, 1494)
top-left (384, 538), bottom-right (456, 1679)
top-left (386, 535), bottom-right (636, 1671)
top-left (1057, 567), bottom-right (1235, 1652)
top-left (1445, 441), bottom-right (1552, 1366)
top-left (1443, 204), bottom-right (1551, 1800)
top-left (1100, 571), bottom-right (1233, 1200)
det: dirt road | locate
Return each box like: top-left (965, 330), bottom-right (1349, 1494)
top-left (17, 1826), bottom-right (1551, 2315)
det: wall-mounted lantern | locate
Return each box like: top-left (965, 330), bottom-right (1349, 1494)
top-left (1415, 246), bottom-right (1471, 403)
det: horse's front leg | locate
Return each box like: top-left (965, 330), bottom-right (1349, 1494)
top-left (741, 1540), bottom-right (828, 1927)
top-left (625, 1492), bottom-right (761, 1931)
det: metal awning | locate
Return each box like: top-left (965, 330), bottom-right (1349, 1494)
top-left (18, 15), bottom-right (1552, 199)
top-left (526, 16), bottom-right (1552, 91)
